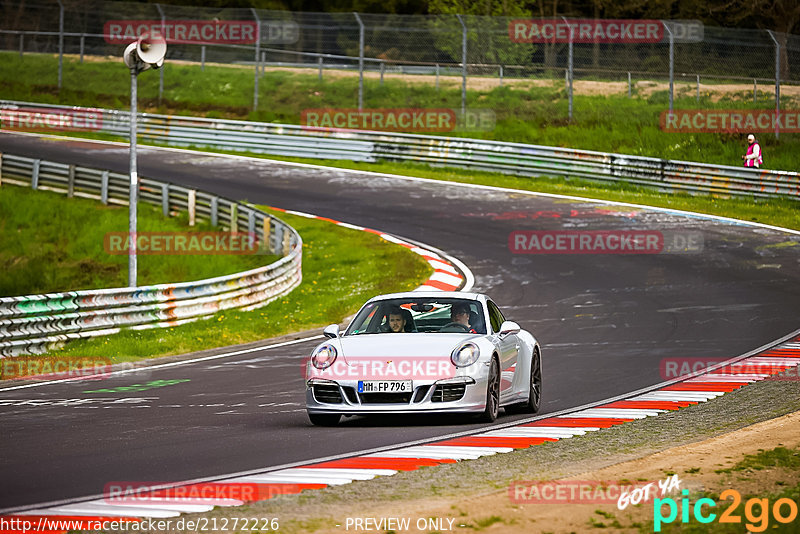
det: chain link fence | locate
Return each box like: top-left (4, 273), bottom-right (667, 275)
top-left (1, 1), bottom-right (798, 121)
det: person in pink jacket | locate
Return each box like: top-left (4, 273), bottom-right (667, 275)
top-left (742, 133), bottom-right (763, 168)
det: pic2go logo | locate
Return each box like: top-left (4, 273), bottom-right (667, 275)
top-left (654, 489), bottom-right (799, 532)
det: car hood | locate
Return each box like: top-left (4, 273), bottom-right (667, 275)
top-left (336, 333), bottom-right (479, 364)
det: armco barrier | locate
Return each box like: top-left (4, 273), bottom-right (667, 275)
top-left (2, 100), bottom-right (799, 199)
top-left (0, 153), bottom-right (302, 357)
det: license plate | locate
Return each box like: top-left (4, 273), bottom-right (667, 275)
top-left (358, 380), bottom-right (412, 393)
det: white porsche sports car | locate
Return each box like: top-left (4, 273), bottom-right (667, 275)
top-left (305, 291), bottom-right (542, 426)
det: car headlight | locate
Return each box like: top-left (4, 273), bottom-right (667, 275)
top-left (311, 344), bottom-right (337, 370)
top-left (451, 342), bottom-right (480, 367)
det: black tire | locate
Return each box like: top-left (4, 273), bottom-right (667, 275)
top-left (308, 413), bottom-right (341, 426)
top-left (478, 357), bottom-right (500, 423)
top-left (507, 349), bottom-right (542, 414)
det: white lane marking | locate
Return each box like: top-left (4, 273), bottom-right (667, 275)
top-left (566, 408), bottom-right (663, 419)
top-left (0, 336), bottom-right (323, 392)
top-left (223, 474), bottom-right (351, 485)
top-left (27, 503), bottom-right (179, 518)
top-left (270, 467), bottom-right (390, 479)
top-left (479, 428), bottom-right (588, 438)
top-left (631, 391), bottom-right (724, 402)
top-left (293, 467), bottom-right (398, 476)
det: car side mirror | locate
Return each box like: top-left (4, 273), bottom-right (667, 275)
top-left (323, 324), bottom-right (340, 339)
top-left (499, 320), bottom-right (520, 336)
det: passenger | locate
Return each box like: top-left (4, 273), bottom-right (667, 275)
top-left (387, 306), bottom-right (407, 333)
top-left (449, 303), bottom-right (477, 333)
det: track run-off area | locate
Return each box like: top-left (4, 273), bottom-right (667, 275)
top-left (1, 132), bottom-right (799, 516)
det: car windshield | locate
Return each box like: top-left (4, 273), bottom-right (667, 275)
top-left (345, 298), bottom-right (486, 335)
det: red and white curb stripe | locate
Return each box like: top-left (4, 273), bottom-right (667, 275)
top-left (272, 208), bottom-right (469, 292)
top-left (5, 336), bottom-right (798, 530)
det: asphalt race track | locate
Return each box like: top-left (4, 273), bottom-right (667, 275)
top-left (1, 133), bottom-right (799, 511)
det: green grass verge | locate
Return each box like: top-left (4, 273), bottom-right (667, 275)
top-left (3, 52), bottom-right (800, 169)
top-left (0, 185), bottom-right (272, 296)
top-left (43, 207), bottom-right (433, 361)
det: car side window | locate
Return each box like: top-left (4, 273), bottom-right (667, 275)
top-left (487, 301), bottom-right (505, 333)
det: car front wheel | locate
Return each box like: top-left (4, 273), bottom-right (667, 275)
top-left (478, 357), bottom-right (500, 423)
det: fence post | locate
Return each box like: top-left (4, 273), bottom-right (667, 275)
top-left (210, 195), bottom-right (218, 227)
top-left (354, 12), bottom-right (365, 110)
top-left (251, 8), bottom-right (262, 112)
top-left (696, 75), bottom-right (700, 103)
top-left (435, 63), bottom-right (440, 91)
top-left (456, 14), bottom-right (467, 115)
top-left (19, 33), bottom-right (24, 58)
top-left (0, 153), bottom-right (3, 187)
top-left (753, 79), bottom-right (757, 102)
top-left (263, 216), bottom-right (271, 253)
top-left (67, 164), bottom-right (75, 197)
top-left (262, 51), bottom-right (266, 75)
top-left (318, 56), bottom-right (323, 80)
top-left (188, 189), bottom-right (196, 226)
top-left (32, 160), bottom-right (40, 190)
top-left (562, 16), bottom-right (574, 123)
top-left (628, 72), bottom-right (631, 98)
top-left (767, 30), bottom-right (781, 139)
top-left (80, 35), bottom-right (85, 63)
top-left (101, 170), bottom-right (109, 205)
top-left (155, 3), bottom-right (166, 106)
top-left (201, 45), bottom-right (206, 71)
top-left (380, 61), bottom-right (384, 86)
top-left (499, 64), bottom-right (503, 87)
top-left (663, 21), bottom-right (674, 117)
top-left (247, 209), bottom-right (256, 249)
top-left (57, 0), bottom-right (64, 90)
top-left (162, 183), bottom-right (169, 216)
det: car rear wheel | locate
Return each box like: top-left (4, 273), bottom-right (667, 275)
top-left (308, 413), bottom-right (341, 426)
top-left (478, 357), bottom-right (500, 423)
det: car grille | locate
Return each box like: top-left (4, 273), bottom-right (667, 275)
top-left (359, 392), bottom-right (413, 404)
top-left (432, 383), bottom-right (466, 402)
top-left (313, 384), bottom-right (343, 404)
top-left (342, 386), bottom-right (359, 404)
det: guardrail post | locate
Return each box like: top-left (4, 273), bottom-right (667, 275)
top-left (435, 64), bottom-right (440, 91)
top-left (0, 153), bottom-right (3, 187)
top-left (318, 56), bottom-right (323, 80)
top-left (380, 61), bottom-right (384, 86)
top-left (19, 33), bottom-right (24, 58)
top-left (188, 189), bottom-right (196, 226)
top-left (230, 203), bottom-right (238, 233)
top-left (162, 183), bottom-right (169, 216)
top-left (499, 65), bottom-right (503, 87)
top-left (101, 171), bottom-right (109, 204)
top-left (201, 46), bottom-right (206, 71)
top-left (31, 160), bottom-right (40, 190)
top-left (210, 195), bottom-right (218, 226)
top-left (79, 35), bottom-right (85, 63)
top-left (456, 14), bottom-right (467, 115)
top-left (247, 209), bottom-right (256, 249)
top-left (263, 216), bottom-right (271, 252)
top-left (67, 165), bottom-right (74, 197)
top-left (753, 79), bottom-right (757, 102)
top-left (354, 12), bottom-right (365, 111)
top-left (282, 226), bottom-right (291, 255)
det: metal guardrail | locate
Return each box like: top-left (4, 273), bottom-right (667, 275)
top-left (2, 100), bottom-right (797, 200)
top-left (0, 153), bottom-right (303, 357)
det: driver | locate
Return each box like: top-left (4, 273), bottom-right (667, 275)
top-left (450, 303), bottom-right (477, 333)
top-left (387, 306), bottom-right (407, 333)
